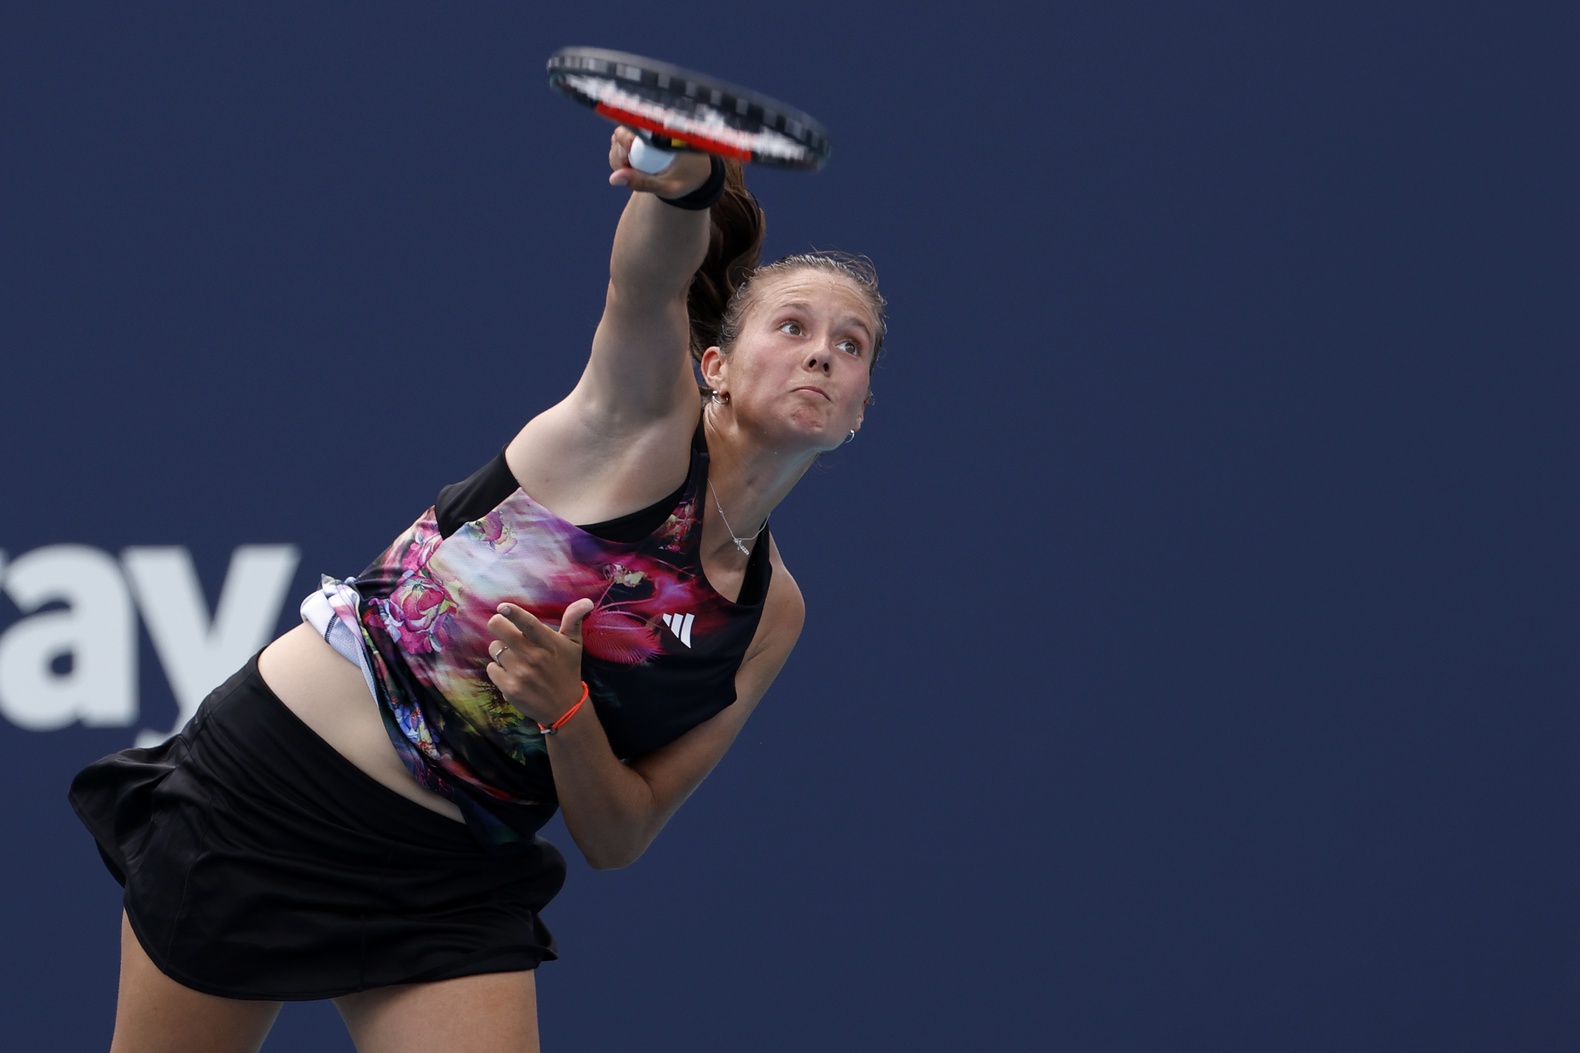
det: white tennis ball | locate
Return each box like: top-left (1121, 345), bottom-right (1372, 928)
top-left (629, 137), bottom-right (677, 174)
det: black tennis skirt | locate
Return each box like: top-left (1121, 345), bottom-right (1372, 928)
top-left (68, 655), bottom-right (566, 1001)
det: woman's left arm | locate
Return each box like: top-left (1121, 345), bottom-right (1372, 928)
top-left (486, 569), bottom-right (806, 870)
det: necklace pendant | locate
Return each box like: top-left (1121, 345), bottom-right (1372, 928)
top-left (733, 538), bottom-right (751, 556)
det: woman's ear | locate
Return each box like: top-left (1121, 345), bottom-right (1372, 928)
top-left (699, 345), bottom-right (726, 391)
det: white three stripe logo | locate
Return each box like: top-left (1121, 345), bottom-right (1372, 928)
top-left (660, 612), bottom-right (695, 648)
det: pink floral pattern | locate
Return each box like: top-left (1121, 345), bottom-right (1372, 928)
top-left (378, 573), bottom-right (457, 654)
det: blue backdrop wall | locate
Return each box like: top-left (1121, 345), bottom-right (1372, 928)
top-left (4, 2), bottom-right (1577, 1049)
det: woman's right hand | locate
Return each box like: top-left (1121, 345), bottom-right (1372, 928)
top-left (607, 126), bottom-right (715, 199)
top-left (485, 599), bottom-right (595, 729)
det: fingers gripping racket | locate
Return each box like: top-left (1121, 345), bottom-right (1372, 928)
top-left (546, 47), bottom-right (832, 173)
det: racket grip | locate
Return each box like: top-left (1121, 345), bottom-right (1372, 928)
top-left (628, 137), bottom-right (677, 174)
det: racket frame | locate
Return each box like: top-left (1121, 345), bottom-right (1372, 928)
top-left (546, 47), bottom-right (831, 170)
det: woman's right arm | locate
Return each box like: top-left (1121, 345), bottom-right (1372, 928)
top-left (506, 130), bottom-right (717, 520)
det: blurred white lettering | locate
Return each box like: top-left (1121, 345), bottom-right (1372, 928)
top-left (0, 546), bottom-right (136, 730)
top-left (124, 545), bottom-right (300, 746)
top-left (0, 544), bottom-right (300, 740)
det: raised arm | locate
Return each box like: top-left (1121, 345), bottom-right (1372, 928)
top-left (580, 130), bottom-right (717, 420)
top-left (506, 129), bottom-right (722, 522)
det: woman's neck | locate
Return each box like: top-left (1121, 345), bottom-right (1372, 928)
top-left (700, 408), bottom-right (818, 556)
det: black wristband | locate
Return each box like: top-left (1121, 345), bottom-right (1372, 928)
top-left (658, 155), bottom-right (727, 211)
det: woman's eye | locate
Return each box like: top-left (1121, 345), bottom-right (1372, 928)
top-left (838, 339), bottom-right (862, 356)
top-left (778, 320), bottom-right (803, 335)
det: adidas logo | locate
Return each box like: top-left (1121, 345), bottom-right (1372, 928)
top-left (660, 612), bottom-right (695, 648)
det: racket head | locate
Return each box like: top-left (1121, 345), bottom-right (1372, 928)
top-left (546, 46), bottom-right (832, 171)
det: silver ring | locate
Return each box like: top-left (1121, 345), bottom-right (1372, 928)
top-left (492, 644), bottom-right (509, 664)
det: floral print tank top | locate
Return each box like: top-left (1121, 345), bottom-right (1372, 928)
top-left (315, 423), bottom-right (771, 851)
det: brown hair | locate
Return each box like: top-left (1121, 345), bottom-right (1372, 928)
top-left (687, 159), bottom-right (766, 359)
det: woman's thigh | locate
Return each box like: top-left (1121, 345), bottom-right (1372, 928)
top-left (334, 970), bottom-right (539, 1053)
top-left (110, 912), bottom-right (282, 1053)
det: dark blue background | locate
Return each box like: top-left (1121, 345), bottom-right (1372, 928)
top-left (4, 2), bottom-right (1577, 1049)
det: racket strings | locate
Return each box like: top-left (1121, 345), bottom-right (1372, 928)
top-left (558, 74), bottom-right (813, 164)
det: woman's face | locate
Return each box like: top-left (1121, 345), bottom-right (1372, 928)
top-left (708, 269), bottom-right (877, 452)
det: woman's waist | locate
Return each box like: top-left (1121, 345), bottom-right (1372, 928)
top-left (257, 624), bottom-right (464, 823)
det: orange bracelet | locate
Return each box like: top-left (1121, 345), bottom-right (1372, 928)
top-left (537, 681), bottom-right (590, 736)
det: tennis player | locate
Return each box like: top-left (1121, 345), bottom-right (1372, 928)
top-left (71, 125), bottom-right (886, 1052)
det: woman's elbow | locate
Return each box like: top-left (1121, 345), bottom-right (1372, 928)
top-left (580, 841), bottom-right (648, 871)
top-left (573, 822), bottom-right (658, 870)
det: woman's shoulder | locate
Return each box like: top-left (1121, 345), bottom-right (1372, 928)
top-left (503, 396), bottom-right (698, 526)
top-left (752, 538), bottom-right (806, 655)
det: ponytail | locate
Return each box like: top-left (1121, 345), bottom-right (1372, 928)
top-left (687, 160), bottom-right (765, 364)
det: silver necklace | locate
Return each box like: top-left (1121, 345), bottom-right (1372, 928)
top-left (707, 479), bottom-right (765, 556)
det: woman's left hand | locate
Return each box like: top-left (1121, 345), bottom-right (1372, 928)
top-left (486, 598), bottom-right (595, 727)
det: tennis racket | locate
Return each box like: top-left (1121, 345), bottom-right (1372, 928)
top-left (546, 46), bottom-right (831, 174)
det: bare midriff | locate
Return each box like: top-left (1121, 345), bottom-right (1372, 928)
top-left (257, 623), bottom-right (464, 822)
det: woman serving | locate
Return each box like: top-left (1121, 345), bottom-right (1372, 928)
top-left (71, 124), bottom-right (886, 1052)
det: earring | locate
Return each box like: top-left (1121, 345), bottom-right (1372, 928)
top-left (844, 429), bottom-right (856, 445)
top-left (712, 390), bottom-right (730, 405)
